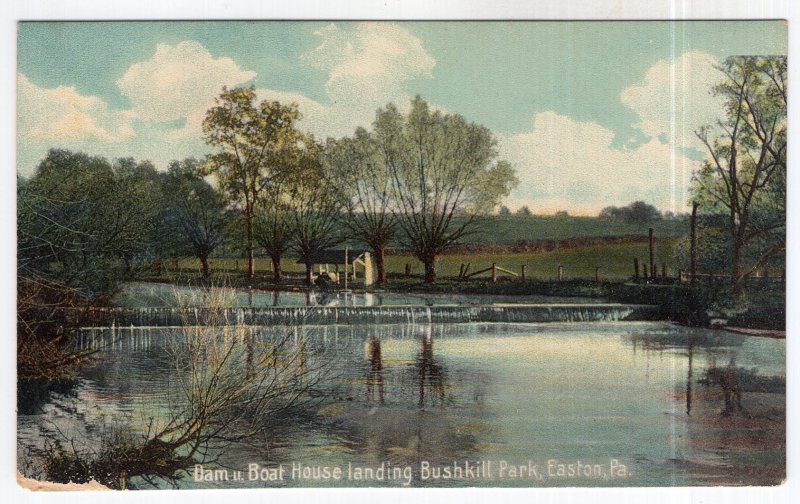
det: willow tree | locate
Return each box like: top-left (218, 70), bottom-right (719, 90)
top-left (324, 127), bottom-right (398, 284)
top-left (374, 97), bottom-right (518, 283)
top-left (694, 56), bottom-right (786, 297)
top-left (253, 173), bottom-right (295, 284)
top-left (202, 87), bottom-right (303, 279)
top-left (287, 136), bottom-right (345, 285)
top-left (161, 159), bottom-right (230, 278)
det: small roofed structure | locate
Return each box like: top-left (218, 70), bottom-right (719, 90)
top-left (297, 249), bottom-right (374, 286)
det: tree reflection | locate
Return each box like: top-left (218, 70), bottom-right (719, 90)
top-left (366, 336), bottom-right (384, 406)
top-left (417, 326), bottom-right (446, 408)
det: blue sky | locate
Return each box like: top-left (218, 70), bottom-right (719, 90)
top-left (17, 21), bottom-right (786, 214)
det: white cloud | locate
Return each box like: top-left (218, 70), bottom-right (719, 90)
top-left (260, 22), bottom-right (436, 139)
top-left (116, 40), bottom-right (256, 139)
top-left (620, 50), bottom-right (725, 152)
top-left (17, 72), bottom-right (134, 144)
top-left (18, 26), bottom-right (435, 175)
top-left (500, 111), bottom-right (699, 215)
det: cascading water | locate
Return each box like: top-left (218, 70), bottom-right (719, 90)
top-left (86, 303), bottom-right (660, 328)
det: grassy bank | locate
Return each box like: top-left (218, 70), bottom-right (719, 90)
top-left (178, 238), bottom-right (682, 282)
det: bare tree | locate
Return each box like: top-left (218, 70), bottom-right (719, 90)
top-left (36, 287), bottom-right (336, 489)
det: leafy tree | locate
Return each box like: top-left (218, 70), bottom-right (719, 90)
top-left (202, 86), bottom-right (303, 279)
top-left (373, 97), bottom-right (518, 282)
top-left (252, 188), bottom-right (294, 284)
top-left (19, 149), bottom-right (161, 293)
top-left (324, 128), bottom-right (398, 284)
top-left (161, 159), bottom-right (231, 278)
top-left (287, 137), bottom-right (345, 285)
top-left (599, 201), bottom-right (661, 223)
top-left (693, 56), bottom-right (786, 296)
top-left (515, 206), bottom-right (532, 217)
top-left (498, 205), bottom-right (512, 216)
top-left (17, 149), bottom-right (162, 382)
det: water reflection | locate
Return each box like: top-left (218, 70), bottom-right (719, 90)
top-left (18, 322), bottom-right (786, 488)
top-left (366, 336), bottom-right (384, 406)
top-left (416, 327), bottom-right (447, 409)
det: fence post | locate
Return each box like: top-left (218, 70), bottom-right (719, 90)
top-left (558, 265), bottom-right (564, 281)
top-left (521, 265), bottom-right (527, 281)
top-left (633, 258), bottom-right (639, 282)
top-left (405, 263), bottom-right (411, 276)
top-left (491, 263), bottom-right (497, 283)
top-left (662, 262), bottom-right (668, 280)
top-left (653, 263), bottom-right (658, 279)
top-left (678, 270), bottom-right (684, 284)
top-left (595, 267), bottom-right (600, 282)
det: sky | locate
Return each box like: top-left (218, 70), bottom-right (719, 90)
top-left (16, 20), bottom-right (787, 215)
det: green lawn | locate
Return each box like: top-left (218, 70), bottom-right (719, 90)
top-left (180, 238), bottom-right (682, 282)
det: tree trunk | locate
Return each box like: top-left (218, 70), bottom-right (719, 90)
top-left (423, 256), bottom-right (436, 283)
top-left (270, 255), bottom-right (282, 283)
top-left (199, 253), bottom-right (210, 278)
top-left (245, 208), bottom-right (254, 279)
top-left (305, 262), bottom-right (314, 286)
top-left (375, 243), bottom-right (387, 284)
top-left (732, 238), bottom-right (745, 298)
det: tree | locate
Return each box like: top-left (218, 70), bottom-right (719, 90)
top-left (515, 205), bottom-right (532, 217)
top-left (324, 128), bottom-right (398, 284)
top-left (288, 137), bottom-right (345, 285)
top-left (498, 205), bottom-right (512, 216)
top-left (162, 159), bottom-right (231, 278)
top-left (252, 188), bottom-right (294, 284)
top-left (598, 201), bottom-right (660, 223)
top-left (694, 56), bottom-right (786, 297)
top-left (36, 287), bottom-right (334, 489)
top-left (17, 149), bottom-right (162, 383)
top-left (18, 149), bottom-right (161, 294)
top-left (202, 87), bottom-right (304, 279)
top-left (373, 97), bottom-right (518, 283)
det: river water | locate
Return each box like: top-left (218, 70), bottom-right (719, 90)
top-left (17, 320), bottom-right (785, 488)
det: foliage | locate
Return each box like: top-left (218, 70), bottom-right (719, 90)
top-left (287, 137), bottom-right (346, 284)
top-left (599, 200), bottom-right (661, 223)
top-left (373, 96), bottom-right (518, 282)
top-left (17, 149), bottom-right (163, 382)
top-left (202, 86), bottom-right (304, 278)
top-left (693, 56), bottom-right (786, 296)
top-left (161, 159), bottom-right (231, 277)
top-left (516, 206), bottom-right (532, 217)
top-left (324, 127), bottom-right (399, 284)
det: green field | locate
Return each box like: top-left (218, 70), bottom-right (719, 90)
top-left (461, 215), bottom-right (688, 245)
top-left (180, 238), bottom-right (682, 281)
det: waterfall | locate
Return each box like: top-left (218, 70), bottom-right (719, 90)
top-left (84, 303), bottom-right (660, 327)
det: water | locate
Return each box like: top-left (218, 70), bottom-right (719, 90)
top-left (17, 322), bottom-right (785, 488)
top-left (113, 282), bottom-right (602, 308)
top-left (89, 304), bottom-right (660, 327)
